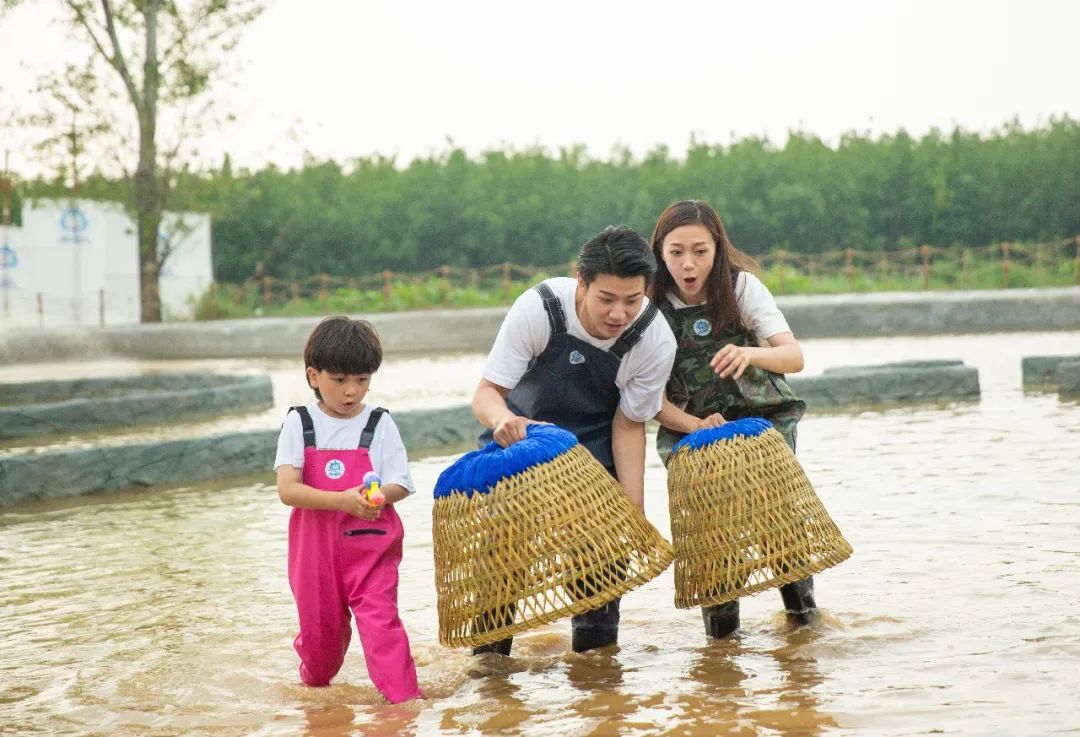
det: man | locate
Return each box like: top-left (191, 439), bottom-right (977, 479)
top-left (471, 225), bottom-right (677, 654)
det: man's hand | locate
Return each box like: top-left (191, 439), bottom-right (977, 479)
top-left (493, 415), bottom-right (545, 447)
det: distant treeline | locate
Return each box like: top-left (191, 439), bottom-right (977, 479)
top-left (19, 118), bottom-right (1080, 283)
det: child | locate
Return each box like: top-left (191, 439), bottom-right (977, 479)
top-left (649, 200), bottom-right (818, 637)
top-left (274, 316), bottom-right (422, 703)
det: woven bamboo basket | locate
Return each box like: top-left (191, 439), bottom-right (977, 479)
top-left (666, 418), bottom-right (852, 609)
top-left (432, 424), bottom-right (675, 648)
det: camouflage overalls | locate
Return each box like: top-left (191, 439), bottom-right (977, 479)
top-left (657, 299), bottom-right (817, 635)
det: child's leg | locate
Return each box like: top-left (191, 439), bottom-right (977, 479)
top-left (289, 513), bottom-right (351, 686)
top-left (294, 608), bottom-right (351, 686)
top-left (345, 512), bottom-right (421, 703)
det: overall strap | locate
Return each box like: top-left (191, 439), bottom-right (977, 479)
top-left (359, 407), bottom-right (388, 449)
top-left (610, 302), bottom-right (659, 359)
top-left (288, 406), bottom-right (316, 448)
top-left (534, 282), bottom-right (568, 334)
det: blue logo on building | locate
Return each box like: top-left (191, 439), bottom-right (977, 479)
top-left (569, 350), bottom-right (586, 365)
top-left (60, 206), bottom-right (90, 244)
top-left (693, 318), bottom-right (712, 336)
top-left (0, 245), bottom-right (16, 269)
top-left (325, 458), bottom-right (346, 480)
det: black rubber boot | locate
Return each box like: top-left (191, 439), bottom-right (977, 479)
top-left (572, 626), bottom-right (618, 653)
top-left (702, 600), bottom-right (740, 638)
top-left (571, 599), bottom-right (620, 652)
top-left (779, 577), bottom-right (817, 626)
top-left (472, 637), bottom-right (513, 656)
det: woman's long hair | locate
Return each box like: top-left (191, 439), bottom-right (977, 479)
top-left (649, 200), bottom-right (761, 333)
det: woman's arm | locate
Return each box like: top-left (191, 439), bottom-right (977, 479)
top-left (654, 395), bottom-right (725, 434)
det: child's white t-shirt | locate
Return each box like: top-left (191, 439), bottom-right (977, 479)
top-left (273, 403), bottom-right (416, 494)
top-left (481, 277), bottom-right (677, 423)
top-left (667, 271), bottom-right (792, 342)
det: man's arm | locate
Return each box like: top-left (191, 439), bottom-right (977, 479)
top-left (472, 378), bottom-right (535, 447)
top-left (611, 407), bottom-right (646, 512)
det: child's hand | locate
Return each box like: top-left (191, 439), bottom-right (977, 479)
top-left (338, 487), bottom-right (382, 520)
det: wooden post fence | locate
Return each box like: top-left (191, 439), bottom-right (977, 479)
top-left (502, 262), bottom-right (511, 300)
top-left (921, 245), bottom-right (931, 289)
top-left (844, 248), bottom-right (854, 287)
top-left (1075, 236), bottom-right (1080, 285)
top-left (383, 269), bottom-right (393, 307)
top-left (441, 264), bottom-right (451, 306)
top-left (1001, 242), bottom-right (1011, 288)
top-left (319, 273), bottom-right (329, 313)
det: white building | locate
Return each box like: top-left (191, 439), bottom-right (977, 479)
top-left (0, 198), bottom-right (212, 327)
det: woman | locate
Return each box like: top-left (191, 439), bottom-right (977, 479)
top-left (650, 199), bottom-right (817, 637)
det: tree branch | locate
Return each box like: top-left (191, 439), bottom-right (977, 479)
top-left (65, 0), bottom-right (143, 111)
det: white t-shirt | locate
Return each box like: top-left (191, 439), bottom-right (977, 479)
top-left (482, 277), bottom-right (677, 423)
top-left (667, 271), bottom-right (792, 342)
top-left (273, 403), bottom-right (416, 495)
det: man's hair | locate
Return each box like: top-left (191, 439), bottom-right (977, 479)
top-left (303, 316), bottom-right (383, 399)
top-left (576, 225), bottom-right (657, 286)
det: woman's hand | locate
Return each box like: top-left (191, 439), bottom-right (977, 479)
top-left (710, 344), bottom-right (753, 380)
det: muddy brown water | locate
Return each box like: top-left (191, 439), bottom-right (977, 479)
top-left (2, 331), bottom-right (1078, 736)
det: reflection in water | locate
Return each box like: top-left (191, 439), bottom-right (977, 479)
top-left (440, 665), bottom-right (531, 735)
top-left (564, 647), bottom-right (639, 736)
top-left (302, 703), bottom-right (357, 737)
top-left (301, 702), bottom-right (421, 737)
top-left (748, 627), bottom-right (839, 737)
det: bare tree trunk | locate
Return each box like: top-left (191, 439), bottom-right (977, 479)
top-left (136, 0), bottom-right (162, 323)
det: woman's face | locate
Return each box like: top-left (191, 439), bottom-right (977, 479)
top-left (661, 224), bottom-right (716, 305)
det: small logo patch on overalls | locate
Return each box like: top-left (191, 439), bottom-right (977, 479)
top-left (693, 318), bottom-right (712, 336)
top-left (324, 458), bottom-right (346, 480)
top-left (569, 350), bottom-right (586, 365)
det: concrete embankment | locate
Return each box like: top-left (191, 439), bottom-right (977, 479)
top-left (2, 287), bottom-right (1078, 363)
top-left (0, 405), bottom-right (483, 508)
top-left (0, 361), bottom-right (984, 507)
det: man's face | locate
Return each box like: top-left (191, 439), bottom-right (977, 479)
top-left (576, 273), bottom-right (647, 340)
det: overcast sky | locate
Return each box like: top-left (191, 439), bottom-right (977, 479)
top-left (2, 0), bottom-right (1079, 176)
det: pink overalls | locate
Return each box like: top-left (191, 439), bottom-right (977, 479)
top-left (286, 406), bottom-right (421, 703)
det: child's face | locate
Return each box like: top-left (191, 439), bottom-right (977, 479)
top-left (307, 368), bottom-right (372, 419)
top-left (662, 224), bottom-right (716, 305)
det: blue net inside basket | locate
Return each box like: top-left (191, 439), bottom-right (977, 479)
top-left (670, 417), bottom-right (773, 453)
top-left (433, 424), bottom-right (579, 499)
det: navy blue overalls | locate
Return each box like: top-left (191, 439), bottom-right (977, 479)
top-left (475, 282), bottom-right (659, 654)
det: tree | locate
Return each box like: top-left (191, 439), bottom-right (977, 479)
top-left (3, 0), bottom-right (263, 321)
